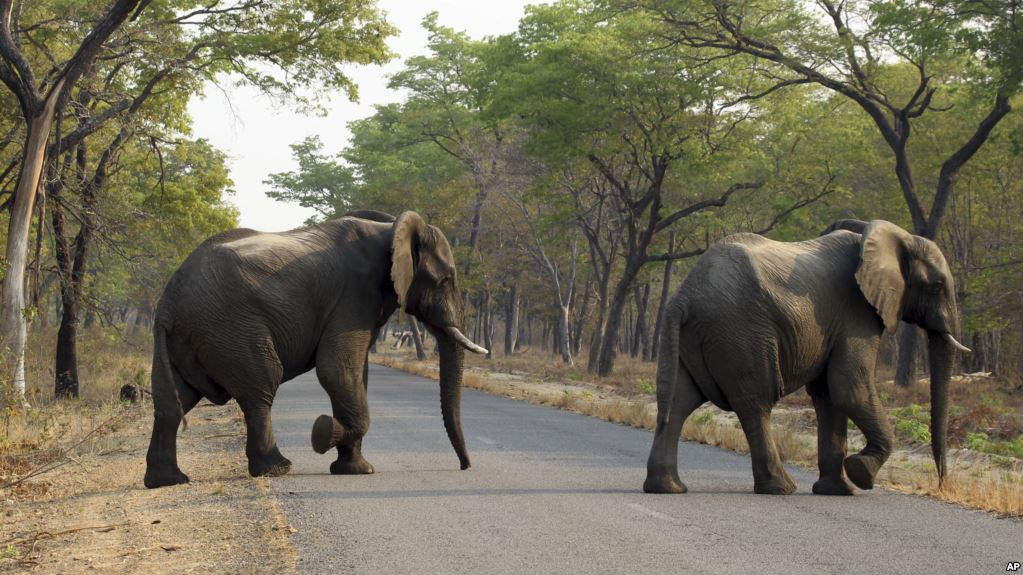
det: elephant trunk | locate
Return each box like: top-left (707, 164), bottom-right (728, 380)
top-left (926, 331), bottom-right (954, 486)
top-left (438, 332), bottom-right (471, 470)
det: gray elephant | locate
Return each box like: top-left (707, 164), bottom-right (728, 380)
top-left (145, 210), bottom-right (487, 489)
top-left (644, 220), bottom-right (969, 495)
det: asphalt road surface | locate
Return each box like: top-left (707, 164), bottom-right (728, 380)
top-left (269, 365), bottom-right (1020, 575)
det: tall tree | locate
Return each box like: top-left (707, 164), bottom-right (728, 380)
top-left (502, 1), bottom-right (812, 376)
top-left (641, 0), bottom-right (1023, 384)
top-left (4, 0), bottom-right (394, 402)
top-left (0, 0), bottom-right (146, 405)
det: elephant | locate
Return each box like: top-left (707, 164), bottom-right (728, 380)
top-left (643, 220), bottom-right (969, 496)
top-left (144, 210), bottom-right (487, 489)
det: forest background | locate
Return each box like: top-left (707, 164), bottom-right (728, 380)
top-left (0, 0), bottom-right (1020, 478)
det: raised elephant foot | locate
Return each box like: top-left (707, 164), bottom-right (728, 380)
top-left (330, 455), bottom-right (375, 475)
top-left (643, 473), bottom-right (687, 494)
top-left (144, 466), bottom-right (190, 489)
top-left (248, 449), bottom-right (292, 478)
top-left (844, 455), bottom-right (880, 490)
top-left (812, 476), bottom-right (854, 496)
top-left (311, 414), bottom-right (346, 454)
top-left (754, 473), bottom-right (797, 495)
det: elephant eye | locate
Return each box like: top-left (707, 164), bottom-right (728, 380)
top-left (930, 281), bottom-right (944, 294)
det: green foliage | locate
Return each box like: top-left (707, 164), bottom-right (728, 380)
top-left (692, 411), bottom-right (715, 426)
top-left (964, 432), bottom-right (1023, 459)
top-left (891, 404), bottom-right (932, 444)
top-left (265, 136), bottom-right (357, 223)
top-left (636, 378), bottom-right (655, 395)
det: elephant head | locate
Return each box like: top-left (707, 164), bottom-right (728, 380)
top-left (852, 219), bottom-right (968, 482)
top-left (391, 211), bottom-right (486, 470)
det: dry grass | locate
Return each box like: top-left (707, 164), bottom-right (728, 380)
top-left (882, 457), bottom-right (1023, 518)
top-left (2, 326), bottom-right (151, 491)
top-left (375, 347), bottom-right (1023, 517)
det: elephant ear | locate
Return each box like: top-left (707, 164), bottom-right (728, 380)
top-left (391, 211), bottom-right (427, 310)
top-left (855, 220), bottom-right (911, 332)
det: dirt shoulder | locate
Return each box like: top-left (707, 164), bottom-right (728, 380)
top-left (1, 403), bottom-right (297, 574)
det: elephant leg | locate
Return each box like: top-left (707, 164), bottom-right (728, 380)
top-left (735, 405), bottom-right (796, 495)
top-left (828, 348), bottom-right (893, 491)
top-left (312, 330), bottom-right (375, 475)
top-left (240, 400), bottom-right (292, 477)
top-left (144, 379), bottom-right (201, 489)
top-left (808, 382), bottom-right (854, 496)
top-left (643, 367), bottom-right (704, 494)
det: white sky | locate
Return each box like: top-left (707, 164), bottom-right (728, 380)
top-left (188, 1), bottom-right (541, 232)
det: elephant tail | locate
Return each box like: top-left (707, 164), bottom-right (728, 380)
top-left (152, 322), bottom-right (187, 432)
top-left (655, 296), bottom-right (685, 426)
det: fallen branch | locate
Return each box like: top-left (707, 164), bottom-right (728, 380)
top-left (1, 522), bottom-right (131, 546)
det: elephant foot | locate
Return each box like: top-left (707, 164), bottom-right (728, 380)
top-left (144, 466), bottom-right (190, 489)
top-left (754, 472), bottom-right (797, 495)
top-left (844, 455), bottom-right (880, 490)
top-left (249, 449), bottom-right (292, 478)
top-left (311, 415), bottom-right (345, 454)
top-left (812, 476), bottom-right (854, 496)
top-left (643, 473), bottom-right (687, 494)
top-left (330, 455), bottom-right (375, 475)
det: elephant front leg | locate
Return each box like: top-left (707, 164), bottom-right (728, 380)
top-left (735, 406), bottom-right (797, 495)
top-left (836, 391), bottom-right (893, 491)
top-left (241, 401), bottom-right (292, 477)
top-left (827, 351), bottom-right (893, 491)
top-left (312, 337), bottom-right (375, 475)
top-left (808, 385), bottom-right (854, 496)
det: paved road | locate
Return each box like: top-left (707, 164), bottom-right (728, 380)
top-left (269, 365), bottom-right (1020, 575)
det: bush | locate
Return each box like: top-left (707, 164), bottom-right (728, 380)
top-left (891, 404), bottom-right (931, 444)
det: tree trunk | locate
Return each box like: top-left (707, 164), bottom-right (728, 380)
top-left (571, 282), bottom-right (590, 356)
top-left (597, 276), bottom-right (633, 376)
top-left (587, 279), bottom-right (609, 374)
top-left (54, 143), bottom-right (98, 398)
top-left (482, 290), bottom-right (493, 360)
top-left (895, 324), bottom-right (924, 387)
top-left (410, 317), bottom-right (426, 361)
top-left (504, 284), bottom-right (518, 356)
top-left (1, 92), bottom-right (61, 405)
top-left (556, 303), bottom-right (573, 365)
top-left (632, 281), bottom-right (650, 360)
top-left (650, 232), bottom-right (676, 361)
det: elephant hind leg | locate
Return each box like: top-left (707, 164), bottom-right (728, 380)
top-left (808, 382), bottom-right (854, 496)
top-left (145, 370), bottom-right (201, 489)
top-left (644, 366), bottom-right (704, 494)
top-left (231, 338), bottom-right (291, 478)
top-left (241, 401), bottom-right (292, 477)
top-left (734, 405), bottom-right (797, 495)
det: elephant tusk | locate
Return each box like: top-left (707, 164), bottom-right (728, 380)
top-left (944, 333), bottom-right (972, 353)
top-left (445, 326), bottom-right (488, 355)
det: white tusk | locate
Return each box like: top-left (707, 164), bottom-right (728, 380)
top-left (944, 333), bottom-right (971, 353)
top-left (445, 326), bottom-right (489, 355)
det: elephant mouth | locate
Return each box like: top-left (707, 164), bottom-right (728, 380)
top-left (444, 326), bottom-right (488, 355)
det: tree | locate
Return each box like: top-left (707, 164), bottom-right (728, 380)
top-left (641, 0), bottom-right (1023, 384)
top-left (0, 0), bottom-right (146, 405)
top-left (2, 0), bottom-right (395, 403)
top-left (500, 1), bottom-right (821, 375)
top-left (265, 136), bottom-right (357, 224)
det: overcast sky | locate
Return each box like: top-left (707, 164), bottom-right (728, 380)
top-left (188, 1), bottom-right (541, 232)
